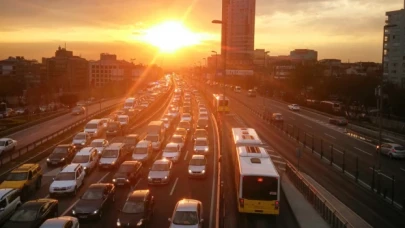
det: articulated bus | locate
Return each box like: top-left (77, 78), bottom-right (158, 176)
top-left (212, 94), bottom-right (229, 113)
top-left (231, 128), bottom-right (280, 215)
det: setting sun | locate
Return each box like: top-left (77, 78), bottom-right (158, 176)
top-left (142, 21), bottom-right (201, 53)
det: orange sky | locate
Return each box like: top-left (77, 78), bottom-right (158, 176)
top-left (0, 0), bottom-right (403, 67)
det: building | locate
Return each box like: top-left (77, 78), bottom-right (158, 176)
top-left (42, 46), bottom-right (89, 93)
top-left (223, 0), bottom-right (256, 65)
top-left (89, 53), bottom-right (142, 87)
top-left (290, 49), bottom-right (318, 63)
top-left (0, 56), bottom-right (42, 87)
top-left (253, 49), bottom-right (270, 67)
top-left (266, 56), bottom-right (295, 80)
top-left (383, 7), bottom-right (405, 87)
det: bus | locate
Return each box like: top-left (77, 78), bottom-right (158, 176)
top-left (124, 98), bottom-right (136, 109)
top-left (212, 94), bottom-right (229, 113)
top-left (320, 101), bottom-right (341, 113)
top-left (231, 128), bottom-right (280, 215)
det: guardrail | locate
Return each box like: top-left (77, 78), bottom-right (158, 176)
top-left (286, 162), bottom-right (351, 228)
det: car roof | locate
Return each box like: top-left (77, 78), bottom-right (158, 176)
top-left (61, 164), bottom-right (81, 173)
top-left (195, 137), bottom-right (208, 141)
top-left (172, 135), bottom-right (183, 138)
top-left (23, 198), bottom-right (57, 208)
top-left (175, 199), bottom-right (201, 211)
top-left (176, 128), bottom-right (187, 131)
top-left (0, 138), bottom-right (12, 141)
top-left (195, 129), bottom-right (207, 132)
top-left (56, 144), bottom-right (71, 148)
top-left (166, 142), bottom-right (178, 147)
top-left (122, 161), bottom-right (140, 166)
top-left (0, 188), bottom-right (16, 199)
top-left (76, 147), bottom-right (95, 155)
top-left (191, 154), bottom-right (205, 160)
top-left (13, 163), bottom-right (38, 172)
top-left (154, 159), bottom-right (170, 165)
top-left (76, 132), bottom-right (86, 135)
top-left (107, 143), bottom-right (125, 149)
top-left (137, 140), bottom-right (151, 146)
top-left (40, 216), bottom-right (76, 226)
top-left (125, 134), bottom-right (139, 138)
top-left (128, 189), bottom-right (149, 201)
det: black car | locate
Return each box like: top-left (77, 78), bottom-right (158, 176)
top-left (3, 198), bottom-right (58, 228)
top-left (329, 117), bottom-right (348, 126)
top-left (112, 161), bottom-right (143, 186)
top-left (123, 134), bottom-right (140, 152)
top-left (116, 189), bottom-right (154, 227)
top-left (46, 144), bottom-right (77, 166)
top-left (106, 121), bottom-right (123, 137)
top-left (72, 183), bottom-right (115, 220)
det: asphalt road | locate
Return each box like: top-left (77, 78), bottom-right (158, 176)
top-left (200, 83), bottom-right (405, 228)
top-left (25, 88), bottom-right (219, 228)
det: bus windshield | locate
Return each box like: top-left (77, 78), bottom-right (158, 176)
top-left (242, 176), bottom-right (278, 201)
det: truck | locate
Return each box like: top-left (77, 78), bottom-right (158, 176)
top-left (124, 97), bottom-right (136, 110)
top-left (146, 121), bottom-right (166, 151)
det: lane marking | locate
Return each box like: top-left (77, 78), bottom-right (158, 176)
top-left (272, 160), bottom-right (286, 165)
top-left (368, 167), bottom-right (393, 180)
top-left (210, 112), bottom-right (220, 228)
top-left (184, 150), bottom-right (189, 161)
top-left (401, 168), bottom-right (405, 172)
top-left (324, 133), bottom-right (336, 140)
top-left (131, 178), bottom-right (142, 191)
top-left (170, 177), bottom-right (179, 196)
top-left (61, 172), bottom-right (110, 216)
top-left (305, 124), bottom-right (312, 128)
top-left (354, 147), bottom-right (372, 156)
top-left (329, 146), bottom-right (344, 154)
top-left (269, 154), bottom-right (282, 159)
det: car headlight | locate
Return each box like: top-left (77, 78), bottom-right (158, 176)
top-left (93, 209), bottom-right (99, 214)
top-left (164, 176), bottom-right (168, 179)
top-left (205, 148), bottom-right (209, 152)
top-left (112, 179), bottom-right (116, 182)
top-left (94, 130), bottom-right (97, 134)
top-left (72, 209), bottom-right (76, 215)
top-left (81, 142), bottom-right (85, 145)
top-left (111, 161), bottom-right (116, 164)
top-left (148, 176), bottom-right (152, 180)
top-left (61, 158), bottom-right (65, 161)
top-left (137, 219), bottom-right (144, 226)
top-left (202, 170), bottom-right (205, 174)
top-left (117, 218), bottom-right (121, 227)
top-left (46, 158), bottom-right (50, 162)
top-left (188, 170), bottom-right (192, 174)
top-left (126, 179), bottom-right (130, 182)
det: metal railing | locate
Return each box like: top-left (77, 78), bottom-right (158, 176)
top-left (286, 162), bottom-right (351, 228)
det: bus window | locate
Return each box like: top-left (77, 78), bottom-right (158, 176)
top-left (242, 176), bottom-right (278, 201)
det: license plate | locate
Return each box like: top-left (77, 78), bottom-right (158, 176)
top-left (79, 215), bottom-right (87, 218)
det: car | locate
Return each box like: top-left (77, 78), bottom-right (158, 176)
top-left (71, 132), bottom-right (91, 149)
top-left (199, 108), bottom-right (208, 115)
top-left (194, 137), bottom-right (209, 155)
top-left (288, 104), bottom-right (300, 111)
top-left (71, 106), bottom-right (85, 115)
top-left (174, 128), bottom-right (188, 141)
top-left (376, 143), bottom-right (405, 159)
top-left (100, 118), bottom-right (113, 129)
top-left (99, 143), bottom-right (127, 169)
top-left (168, 108), bottom-right (180, 118)
top-left (270, 113), bottom-right (284, 123)
top-left (116, 189), bottom-right (154, 227)
top-left (71, 183), bottom-right (115, 220)
top-left (195, 117), bottom-right (209, 129)
top-left (0, 138), bottom-right (17, 155)
top-left (106, 121), bottom-right (123, 137)
top-left (163, 113), bottom-right (175, 123)
top-left (89, 139), bottom-right (109, 155)
top-left (168, 199), bottom-right (204, 228)
top-left (0, 163), bottom-right (42, 200)
top-left (144, 134), bottom-right (162, 151)
top-left (247, 89), bottom-right (256, 97)
top-left (39, 216), bottom-right (79, 228)
top-left (181, 113), bottom-right (192, 122)
top-left (123, 134), bottom-right (140, 152)
top-left (162, 143), bottom-right (181, 163)
top-left (193, 129), bottom-right (208, 141)
top-left (132, 140), bottom-right (153, 164)
top-left (329, 117), bottom-right (348, 126)
top-left (84, 119), bottom-right (104, 138)
top-left (71, 147), bottom-right (99, 174)
top-left (178, 120), bottom-right (191, 132)
top-left (118, 115), bottom-right (130, 127)
top-left (188, 155), bottom-right (207, 178)
top-left (49, 164), bottom-right (85, 197)
top-left (112, 161), bottom-right (143, 186)
top-left (183, 106), bottom-right (192, 115)
top-left (148, 159), bottom-right (173, 185)
top-left (170, 135), bottom-right (186, 151)
top-left (0, 188), bottom-right (21, 225)
top-left (162, 118), bottom-right (172, 130)
top-left (46, 144), bottom-right (77, 167)
top-left (199, 113), bottom-right (209, 120)
top-left (2, 198), bottom-right (59, 228)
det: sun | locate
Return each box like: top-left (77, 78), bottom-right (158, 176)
top-left (142, 21), bottom-right (200, 53)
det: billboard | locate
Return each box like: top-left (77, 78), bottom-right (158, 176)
top-left (225, 69), bottom-right (254, 76)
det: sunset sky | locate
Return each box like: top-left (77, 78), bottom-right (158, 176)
top-left (0, 0), bottom-right (403, 68)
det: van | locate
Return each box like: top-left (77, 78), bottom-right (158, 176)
top-left (234, 86), bottom-right (241, 93)
top-left (132, 140), bottom-right (153, 164)
top-left (146, 121), bottom-right (166, 150)
top-left (71, 147), bottom-right (99, 174)
top-left (84, 119), bottom-right (104, 138)
top-left (99, 143), bottom-right (128, 169)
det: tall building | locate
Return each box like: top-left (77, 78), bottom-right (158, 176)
top-left (42, 46), bottom-right (89, 93)
top-left (383, 6), bottom-right (405, 87)
top-left (222, 0), bottom-right (256, 66)
top-left (0, 56), bottom-right (42, 87)
top-left (290, 49), bottom-right (318, 64)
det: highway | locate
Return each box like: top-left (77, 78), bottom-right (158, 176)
top-left (199, 82), bottom-right (405, 228)
top-left (23, 85), bottom-right (219, 228)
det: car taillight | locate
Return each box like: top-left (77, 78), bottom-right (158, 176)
top-left (239, 198), bottom-right (244, 208)
top-left (275, 201), bottom-right (279, 209)
top-left (391, 149), bottom-right (396, 153)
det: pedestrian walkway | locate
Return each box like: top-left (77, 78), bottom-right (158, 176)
top-left (282, 173), bottom-right (330, 228)
top-left (300, 173), bottom-right (372, 228)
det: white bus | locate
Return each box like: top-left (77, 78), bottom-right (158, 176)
top-left (231, 128), bottom-right (280, 215)
top-left (124, 97), bottom-right (136, 110)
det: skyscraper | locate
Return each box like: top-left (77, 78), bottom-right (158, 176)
top-left (222, 0), bottom-right (256, 66)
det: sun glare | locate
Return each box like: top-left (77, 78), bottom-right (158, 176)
top-left (142, 21), bottom-right (200, 53)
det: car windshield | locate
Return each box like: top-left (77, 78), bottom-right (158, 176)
top-left (171, 137), bottom-right (183, 144)
top-left (10, 208), bottom-right (38, 222)
top-left (55, 172), bottom-right (75, 180)
top-left (182, 114), bottom-right (190, 118)
top-left (200, 114), bottom-right (208, 118)
top-left (195, 140), bottom-right (207, 146)
top-left (134, 147), bottom-right (147, 154)
top-left (122, 201), bottom-right (144, 214)
top-left (172, 211), bottom-right (199, 225)
top-left (74, 134), bottom-right (85, 140)
top-left (85, 123), bottom-right (98, 129)
top-left (195, 131), bottom-right (207, 137)
top-left (6, 172), bottom-right (27, 181)
top-left (0, 141), bottom-right (5, 146)
top-left (145, 135), bottom-right (158, 142)
top-left (90, 141), bottom-right (104, 147)
top-left (102, 149), bottom-right (118, 158)
top-left (119, 117), bottom-right (128, 122)
top-left (189, 159), bottom-right (206, 166)
top-left (151, 163), bottom-right (169, 171)
top-left (82, 189), bottom-right (104, 200)
top-left (72, 155), bottom-right (89, 163)
top-left (175, 129), bottom-right (186, 135)
top-left (118, 165), bottom-right (133, 173)
top-left (124, 137), bottom-right (137, 144)
top-left (164, 146), bottom-right (178, 152)
top-left (53, 147), bottom-right (68, 154)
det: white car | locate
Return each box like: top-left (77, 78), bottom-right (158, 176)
top-left (145, 134), bottom-right (162, 151)
top-left (71, 147), bottom-right (99, 174)
top-left (72, 132), bottom-right (91, 149)
top-left (199, 113), bottom-right (209, 120)
top-left (169, 199), bottom-right (204, 228)
top-left (118, 115), bottom-right (130, 126)
top-left (0, 188), bottom-right (21, 224)
top-left (168, 108), bottom-right (179, 118)
top-left (89, 139), bottom-right (109, 155)
top-left (162, 118), bottom-right (172, 130)
top-left (49, 164), bottom-right (85, 197)
top-left (40, 216), bottom-right (79, 228)
top-left (174, 128), bottom-right (188, 141)
top-left (148, 159), bottom-right (173, 185)
top-left (194, 137), bottom-right (209, 155)
top-left (162, 143), bottom-right (181, 163)
top-left (199, 108), bottom-right (208, 115)
top-left (288, 104), bottom-right (300, 111)
top-left (0, 138), bottom-right (17, 155)
top-left (188, 155), bottom-right (207, 178)
top-left (178, 120), bottom-right (191, 132)
top-left (170, 135), bottom-right (186, 151)
top-left (181, 113), bottom-right (192, 122)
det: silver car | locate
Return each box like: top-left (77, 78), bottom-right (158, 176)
top-left (377, 143), bottom-right (405, 159)
top-left (170, 135), bottom-right (185, 151)
top-left (169, 199), bottom-right (204, 228)
top-left (39, 216), bottom-right (79, 228)
top-left (148, 159), bottom-right (173, 185)
top-left (194, 137), bottom-right (209, 155)
top-left (188, 155), bottom-right (207, 178)
top-left (89, 139), bottom-right (109, 155)
top-left (162, 143), bottom-right (181, 163)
